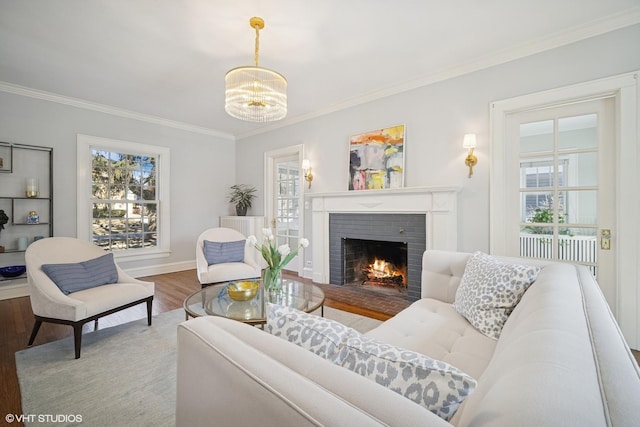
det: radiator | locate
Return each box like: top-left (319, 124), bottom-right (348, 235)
top-left (220, 216), bottom-right (265, 239)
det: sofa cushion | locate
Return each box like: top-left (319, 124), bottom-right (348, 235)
top-left (365, 298), bottom-right (497, 381)
top-left (267, 303), bottom-right (477, 421)
top-left (42, 253), bottom-right (118, 295)
top-left (203, 239), bottom-right (245, 265)
top-left (452, 251), bottom-right (540, 339)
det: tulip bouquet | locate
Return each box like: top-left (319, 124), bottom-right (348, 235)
top-left (247, 228), bottom-right (309, 291)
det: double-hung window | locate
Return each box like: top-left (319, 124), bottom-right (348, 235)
top-left (77, 135), bottom-right (170, 260)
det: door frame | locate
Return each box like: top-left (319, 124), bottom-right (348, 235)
top-left (264, 144), bottom-right (306, 277)
top-left (489, 71), bottom-right (639, 349)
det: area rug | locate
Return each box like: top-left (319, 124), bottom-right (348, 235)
top-left (15, 307), bottom-right (381, 426)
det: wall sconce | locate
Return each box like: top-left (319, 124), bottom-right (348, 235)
top-left (302, 159), bottom-right (313, 189)
top-left (463, 134), bottom-right (477, 178)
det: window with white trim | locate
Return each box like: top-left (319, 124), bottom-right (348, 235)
top-left (77, 135), bottom-right (170, 260)
top-left (91, 149), bottom-right (157, 250)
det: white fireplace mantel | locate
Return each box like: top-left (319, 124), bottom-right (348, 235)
top-left (307, 186), bottom-right (459, 284)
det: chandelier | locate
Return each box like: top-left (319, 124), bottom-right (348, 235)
top-left (225, 17), bottom-right (287, 122)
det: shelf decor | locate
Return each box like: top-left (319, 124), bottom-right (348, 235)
top-left (0, 209), bottom-right (7, 253)
top-left (0, 143), bottom-right (11, 173)
top-left (26, 178), bottom-right (39, 198)
top-left (0, 142), bottom-right (53, 280)
top-left (27, 211), bottom-right (39, 224)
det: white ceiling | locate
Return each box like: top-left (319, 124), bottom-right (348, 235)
top-left (1, 1), bottom-right (639, 139)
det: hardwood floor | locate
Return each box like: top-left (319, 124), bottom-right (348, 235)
top-left (2, 269), bottom-right (640, 425)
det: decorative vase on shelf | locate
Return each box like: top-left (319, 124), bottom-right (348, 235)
top-left (27, 210), bottom-right (39, 224)
top-left (26, 178), bottom-right (39, 198)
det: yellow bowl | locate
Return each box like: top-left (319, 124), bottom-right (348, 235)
top-left (227, 281), bottom-right (259, 301)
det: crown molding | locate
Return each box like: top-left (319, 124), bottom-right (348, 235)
top-left (236, 7), bottom-right (640, 140)
top-left (0, 81), bottom-right (235, 141)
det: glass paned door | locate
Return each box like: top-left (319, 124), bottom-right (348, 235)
top-left (516, 98), bottom-right (614, 284)
top-left (272, 154), bottom-right (301, 271)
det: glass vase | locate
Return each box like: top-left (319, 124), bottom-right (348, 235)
top-left (262, 266), bottom-right (282, 292)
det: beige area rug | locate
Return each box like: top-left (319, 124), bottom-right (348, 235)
top-left (15, 307), bottom-right (382, 427)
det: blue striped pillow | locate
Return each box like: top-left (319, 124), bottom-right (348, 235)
top-left (203, 240), bottom-right (245, 265)
top-left (42, 253), bottom-right (119, 295)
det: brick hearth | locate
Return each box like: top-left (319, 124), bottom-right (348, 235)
top-left (284, 271), bottom-right (411, 317)
top-left (317, 282), bottom-right (411, 317)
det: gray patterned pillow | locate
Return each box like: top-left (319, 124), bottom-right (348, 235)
top-left (453, 251), bottom-right (540, 339)
top-left (266, 303), bottom-right (353, 360)
top-left (266, 304), bottom-right (477, 421)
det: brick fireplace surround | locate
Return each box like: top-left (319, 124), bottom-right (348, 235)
top-left (329, 213), bottom-right (426, 301)
top-left (308, 187), bottom-right (459, 302)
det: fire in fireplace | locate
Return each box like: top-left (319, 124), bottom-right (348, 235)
top-left (343, 238), bottom-right (407, 295)
top-left (363, 257), bottom-right (406, 287)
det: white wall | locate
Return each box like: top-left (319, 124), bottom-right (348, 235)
top-left (0, 90), bottom-right (236, 274)
top-left (235, 24), bottom-right (640, 267)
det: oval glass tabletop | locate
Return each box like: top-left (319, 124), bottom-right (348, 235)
top-left (183, 278), bottom-right (325, 325)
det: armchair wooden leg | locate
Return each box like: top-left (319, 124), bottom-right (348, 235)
top-left (146, 297), bottom-right (153, 326)
top-left (73, 323), bottom-right (83, 359)
top-left (27, 319), bottom-right (43, 346)
top-left (29, 296), bottom-right (152, 359)
top-left (94, 319), bottom-right (99, 330)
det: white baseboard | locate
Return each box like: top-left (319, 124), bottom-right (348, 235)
top-left (0, 279), bottom-right (29, 300)
top-left (124, 260), bottom-right (196, 278)
top-left (302, 267), bottom-right (313, 280)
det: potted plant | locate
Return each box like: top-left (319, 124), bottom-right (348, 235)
top-left (228, 184), bottom-right (257, 216)
top-left (0, 209), bottom-right (8, 252)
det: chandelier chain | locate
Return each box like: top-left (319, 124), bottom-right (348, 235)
top-left (253, 24), bottom-right (260, 67)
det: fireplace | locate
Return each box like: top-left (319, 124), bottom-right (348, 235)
top-left (308, 187), bottom-right (459, 302)
top-left (343, 238), bottom-right (408, 296)
top-left (329, 213), bottom-right (425, 301)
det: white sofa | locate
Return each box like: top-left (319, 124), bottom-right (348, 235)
top-left (176, 250), bottom-right (640, 426)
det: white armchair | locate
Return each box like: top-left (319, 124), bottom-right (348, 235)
top-left (25, 237), bottom-right (155, 359)
top-left (196, 227), bottom-right (261, 287)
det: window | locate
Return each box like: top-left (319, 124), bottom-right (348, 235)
top-left (91, 150), bottom-right (157, 250)
top-left (77, 135), bottom-right (170, 260)
top-left (519, 158), bottom-right (568, 223)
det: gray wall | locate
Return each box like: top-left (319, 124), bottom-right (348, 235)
top-left (235, 24), bottom-right (640, 268)
top-left (1, 24), bottom-right (638, 276)
top-left (0, 90), bottom-right (236, 273)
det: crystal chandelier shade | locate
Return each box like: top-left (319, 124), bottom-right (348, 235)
top-left (225, 66), bottom-right (287, 122)
top-left (224, 17), bottom-right (287, 122)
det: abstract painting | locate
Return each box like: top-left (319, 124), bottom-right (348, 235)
top-left (348, 125), bottom-right (405, 190)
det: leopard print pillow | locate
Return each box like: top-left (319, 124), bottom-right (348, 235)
top-left (453, 251), bottom-right (540, 339)
top-left (267, 303), bottom-right (477, 420)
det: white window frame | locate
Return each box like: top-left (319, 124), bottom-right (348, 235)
top-left (77, 134), bottom-right (171, 261)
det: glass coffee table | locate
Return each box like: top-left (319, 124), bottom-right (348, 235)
top-left (183, 277), bottom-right (325, 326)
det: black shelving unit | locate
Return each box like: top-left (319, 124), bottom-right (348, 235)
top-left (0, 142), bottom-right (53, 283)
